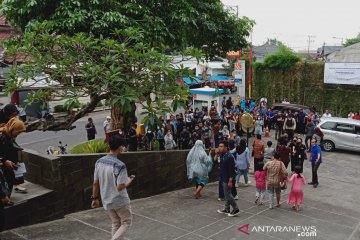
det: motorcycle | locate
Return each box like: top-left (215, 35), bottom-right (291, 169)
top-left (47, 141), bottom-right (67, 155)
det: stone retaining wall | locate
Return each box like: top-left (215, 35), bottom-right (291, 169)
top-left (22, 149), bottom-right (215, 215)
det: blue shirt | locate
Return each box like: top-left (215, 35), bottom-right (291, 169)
top-left (219, 152), bottom-right (236, 183)
top-left (235, 148), bottom-right (250, 170)
top-left (311, 145), bottom-right (322, 163)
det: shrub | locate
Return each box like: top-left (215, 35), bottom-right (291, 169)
top-left (263, 44), bottom-right (301, 70)
top-left (54, 105), bottom-right (65, 112)
top-left (70, 139), bottom-right (108, 154)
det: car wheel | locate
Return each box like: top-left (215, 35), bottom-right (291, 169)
top-left (322, 140), bottom-right (335, 152)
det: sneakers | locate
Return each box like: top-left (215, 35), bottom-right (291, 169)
top-left (228, 209), bottom-right (240, 217)
top-left (313, 184), bottom-right (318, 188)
top-left (15, 187), bottom-right (27, 194)
top-left (235, 183), bottom-right (239, 188)
top-left (234, 195), bottom-right (239, 200)
top-left (217, 209), bottom-right (230, 214)
top-left (308, 182), bottom-right (314, 185)
top-left (255, 197), bottom-right (259, 205)
top-left (217, 198), bottom-right (225, 201)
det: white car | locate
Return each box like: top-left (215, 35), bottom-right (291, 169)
top-left (318, 117), bottom-right (360, 152)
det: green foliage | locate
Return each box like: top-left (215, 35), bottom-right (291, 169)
top-left (70, 139), bottom-right (108, 154)
top-left (1, 0), bottom-right (255, 52)
top-left (343, 33), bottom-right (360, 47)
top-left (252, 61), bottom-right (360, 116)
top-left (3, 29), bottom-right (192, 124)
top-left (54, 105), bottom-right (66, 113)
top-left (263, 44), bottom-right (301, 70)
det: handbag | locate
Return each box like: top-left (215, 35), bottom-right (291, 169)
top-left (278, 161), bottom-right (287, 190)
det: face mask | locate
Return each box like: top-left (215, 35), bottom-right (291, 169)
top-left (195, 127), bottom-right (199, 130)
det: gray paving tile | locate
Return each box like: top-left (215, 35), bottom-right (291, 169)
top-left (133, 202), bottom-right (217, 232)
top-left (125, 214), bottom-right (188, 240)
top-left (9, 217), bottom-right (110, 240)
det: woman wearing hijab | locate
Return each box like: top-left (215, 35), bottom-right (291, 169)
top-left (164, 130), bottom-right (176, 150)
top-left (0, 104), bottom-right (27, 203)
top-left (187, 140), bottom-right (212, 199)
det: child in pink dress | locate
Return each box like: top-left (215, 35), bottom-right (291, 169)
top-left (287, 167), bottom-right (306, 211)
top-left (254, 165), bottom-right (267, 205)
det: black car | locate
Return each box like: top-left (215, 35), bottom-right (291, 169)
top-left (271, 103), bottom-right (314, 115)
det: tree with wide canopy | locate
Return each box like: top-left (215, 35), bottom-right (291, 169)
top-left (1, 0), bottom-right (255, 131)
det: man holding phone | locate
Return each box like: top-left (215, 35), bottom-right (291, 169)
top-left (216, 141), bottom-right (240, 217)
top-left (91, 135), bottom-right (135, 240)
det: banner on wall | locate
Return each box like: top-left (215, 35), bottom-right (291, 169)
top-left (324, 62), bottom-right (360, 85)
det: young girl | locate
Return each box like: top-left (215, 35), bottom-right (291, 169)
top-left (254, 162), bottom-right (266, 205)
top-left (287, 166), bottom-right (306, 211)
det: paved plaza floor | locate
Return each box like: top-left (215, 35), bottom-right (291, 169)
top-left (1, 150), bottom-right (360, 240)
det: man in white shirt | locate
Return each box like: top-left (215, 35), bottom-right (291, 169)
top-left (321, 109), bottom-right (332, 118)
top-left (91, 135), bottom-right (135, 240)
top-left (103, 116), bottom-right (112, 133)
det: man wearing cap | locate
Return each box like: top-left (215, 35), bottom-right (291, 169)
top-left (103, 116), bottom-right (112, 133)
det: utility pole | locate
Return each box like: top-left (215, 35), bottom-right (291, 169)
top-left (332, 36), bottom-right (344, 45)
top-left (307, 35), bottom-right (315, 59)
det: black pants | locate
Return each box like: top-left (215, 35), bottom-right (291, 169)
top-left (254, 158), bottom-right (264, 171)
top-left (87, 134), bottom-right (95, 141)
top-left (1, 168), bottom-right (14, 197)
top-left (218, 178), bottom-right (237, 198)
top-left (312, 162), bottom-right (321, 184)
top-left (285, 129), bottom-right (294, 141)
top-left (0, 202), bottom-right (4, 232)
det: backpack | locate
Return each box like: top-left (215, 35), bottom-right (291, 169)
top-left (286, 118), bottom-right (294, 127)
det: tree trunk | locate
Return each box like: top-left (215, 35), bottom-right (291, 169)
top-left (111, 102), bottom-right (137, 131)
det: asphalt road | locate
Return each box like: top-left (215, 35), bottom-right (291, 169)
top-left (17, 110), bottom-right (110, 154)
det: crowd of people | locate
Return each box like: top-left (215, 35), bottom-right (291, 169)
top-left (182, 96), bottom-right (328, 216)
top-left (97, 95), bottom-right (333, 154)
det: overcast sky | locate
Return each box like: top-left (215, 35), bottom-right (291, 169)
top-left (221, 0), bottom-right (360, 51)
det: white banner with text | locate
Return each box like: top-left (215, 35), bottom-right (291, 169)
top-left (324, 62), bottom-right (360, 85)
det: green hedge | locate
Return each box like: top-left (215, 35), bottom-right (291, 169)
top-left (252, 61), bottom-right (360, 116)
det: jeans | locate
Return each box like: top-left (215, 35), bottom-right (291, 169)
top-left (305, 136), bottom-right (312, 149)
top-left (275, 126), bottom-right (283, 140)
top-left (222, 182), bottom-right (239, 212)
top-left (256, 188), bottom-right (266, 203)
top-left (235, 169), bottom-right (248, 184)
top-left (107, 204), bottom-right (132, 240)
top-left (268, 186), bottom-right (281, 207)
top-left (219, 178), bottom-right (237, 198)
top-left (312, 162), bottom-right (321, 184)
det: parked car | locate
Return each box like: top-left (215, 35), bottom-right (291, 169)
top-left (271, 103), bottom-right (314, 115)
top-left (318, 117), bottom-right (360, 152)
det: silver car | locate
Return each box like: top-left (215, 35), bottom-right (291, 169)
top-left (318, 117), bottom-right (360, 152)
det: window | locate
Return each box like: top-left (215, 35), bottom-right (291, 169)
top-left (320, 122), bottom-right (336, 130)
top-left (355, 126), bottom-right (360, 135)
top-left (335, 123), bottom-right (354, 134)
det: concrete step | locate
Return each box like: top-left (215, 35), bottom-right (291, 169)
top-left (3, 181), bottom-right (64, 230)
